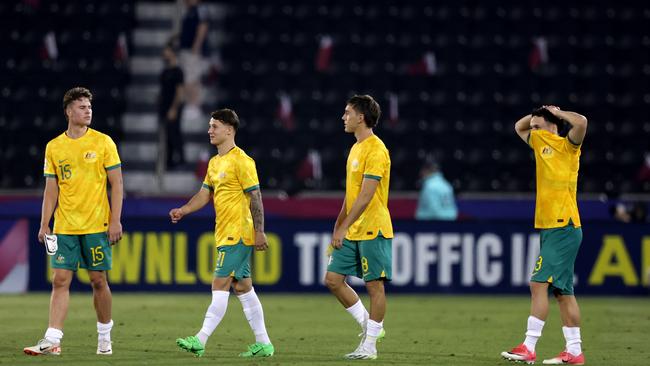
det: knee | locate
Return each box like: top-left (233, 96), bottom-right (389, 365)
top-left (51, 272), bottom-right (72, 289)
top-left (324, 274), bottom-right (343, 291)
top-left (90, 274), bottom-right (108, 291)
top-left (366, 281), bottom-right (385, 298)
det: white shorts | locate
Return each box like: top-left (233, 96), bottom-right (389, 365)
top-left (179, 50), bottom-right (207, 83)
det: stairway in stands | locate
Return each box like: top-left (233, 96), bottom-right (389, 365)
top-left (121, 1), bottom-right (225, 194)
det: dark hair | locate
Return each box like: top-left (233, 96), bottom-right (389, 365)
top-left (532, 107), bottom-right (569, 135)
top-left (63, 87), bottom-right (92, 117)
top-left (347, 94), bottom-right (381, 128)
top-left (211, 109), bottom-right (240, 131)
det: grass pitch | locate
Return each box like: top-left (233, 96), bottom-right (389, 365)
top-left (0, 293), bottom-right (648, 365)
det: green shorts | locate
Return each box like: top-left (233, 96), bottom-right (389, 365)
top-left (327, 233), bottom-right (392, 282)
top-left (51, 233), bottom-right (112, 271)
top-left (531, 224), bottom-right (583, 295)
top-left (214, 241), bottom-right (253, 280)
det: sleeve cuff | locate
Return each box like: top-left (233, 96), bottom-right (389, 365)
top-left (363, 174), bottom-right (382, 181)
top-left (201, 183), bottom-right (214, 191)
top-left (567, 136), bottom-right (581, 147)
top-left (44, 173), bottom-right (57, 178)
top-left (105, 163), bottom-right (122, 171)
top-left (243, 184), bottom-right (260, 193)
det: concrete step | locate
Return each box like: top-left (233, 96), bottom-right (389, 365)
top-left (123, 170), bottom-right (201, 194)
top-left (122, 112), bottom-right (214, 134)
top-left (120, 141), bottom-right (211, 164)
top-left (136, 2), bottom-right (180, 21)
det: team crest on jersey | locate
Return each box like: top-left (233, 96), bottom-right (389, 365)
top-left (541, 146), bottom-right (553, 157)
top-left (351, 159), bottom-right (360, 171)
top-left (218, 171), bottom-right (226, 180)
top-left (83, 150), bottom-right (98, 163)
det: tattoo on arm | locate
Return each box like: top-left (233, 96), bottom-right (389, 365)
top-left (249, 189), bottom-right (264, 232)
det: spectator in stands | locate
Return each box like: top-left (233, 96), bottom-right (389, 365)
top-left (415, 159), bottom-right (458, 220)
top-left (159, 42), bottom-right (185, 169)
top-left (611, 201), bottom-right (649, 223)
top-left (178, 0), bottom-right (209, 120)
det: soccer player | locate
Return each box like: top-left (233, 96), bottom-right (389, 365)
top-left (24, 87), bottom-right (123, 356)
top-left (324, 95), bottom-right (393, 360)
top-left (170, 109), bottom-right (274, 358)
top-left (501, 106), bottom-right (588, 365)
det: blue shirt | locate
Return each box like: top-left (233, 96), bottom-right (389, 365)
top-left (415, 172), bottom-right (458, 220)
top-left (180, 4), bottom-right (209, 56)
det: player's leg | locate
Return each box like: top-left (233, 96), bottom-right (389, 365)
top-left (325, 239), bottom-right (369, 331)
top-left (543, 226), bottom-right (584, 365)
top-left (177, 275), bottom-right (232, 357)
top-left (542, 293), bottom-right (584, 365)
top-left (233, 274), bottom-right (274, 358)
top-left (344, 235), bottom-right (390, 360)
top-left (88, 270), bottom-right (113, 354)
top-left (80, 233), bottom-right (114, 355)
top-left (177, 244), bottom-right (236, 356)
top-left (24, 234), bottom-right (81, 356)
top-left (502, 230), bottom-right (557, 364)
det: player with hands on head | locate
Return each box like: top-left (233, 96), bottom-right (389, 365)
top-left (502, 105), bottom-right (588, 365)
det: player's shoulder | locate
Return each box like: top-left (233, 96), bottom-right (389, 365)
top-left (47, 132), bottom-right (68, 147)
top-left (368, 135), bottom-right (390, 155)
top-left (233, 146), bottom-right (255, 164)
top-left (88, 128), bottom-right (115, 143)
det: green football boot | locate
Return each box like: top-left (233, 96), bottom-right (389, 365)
top-left (176, 335), bottom-right (205, 357)
top-left (239, 342), bottom-right (274, 358)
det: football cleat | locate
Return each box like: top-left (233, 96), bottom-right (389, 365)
top-left (239, 342), bottom-right (274, 358)
top-left (501, 343), bottom-right (536, 364)
top-left (24, 339), bottom-right (61, 356)
top-left (176, 335), bottom-right (205, 357)
top-left (345, 344), bottom-right (377, 360)
top-left (97, 339), bottom-right (112, 355)
top-left (542, 350), bottom-right (585, 365)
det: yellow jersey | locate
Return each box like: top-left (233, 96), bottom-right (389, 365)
top-left (345, 134), bottom-right (393, 240)
top-left (43, 128), bottom-right (121, 234)
top-left (202, 146), bottom-right (259, 247)
top-left (528, 129), bottom-right (582, 229)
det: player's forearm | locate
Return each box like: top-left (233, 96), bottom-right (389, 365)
top-left (333, 200), bottom-right (348, 229)
top-left (109, 179), bottom-right (123, 223)
top-left (514, 114), bottom-right (532, 133)
top-left (338, 194), bottom-right (372, 231)
top-left (249, 189), bottom-right (265, 232)
top-left (554, 110), bottom-right (587, 127)
top-left (40, 183), bottom-right (58, 227)
top-left (181, 190), bottom-right (210, 215)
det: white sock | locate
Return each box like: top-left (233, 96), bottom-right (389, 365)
top-left (562, 326), bottom-right (582, 355)
top-left (345, 300), bottom-right (369, 330)
top-left (97, 320), bottom-right (113, 342)
top-left (237, 288), bottom-right (271, 344)
top-left (523, 316), bottom-right (545, 352)
top-left (362, 319), bottom-right (383, 351)
top-left (44, 328), bottom-right (63, 344)
top-left (196, 290), bottom-right (229, 345)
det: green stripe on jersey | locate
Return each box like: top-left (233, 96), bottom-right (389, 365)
top-left (243, 184), bottom-right (260, 193)
top-left (363, 174), bottom-right (382, 181)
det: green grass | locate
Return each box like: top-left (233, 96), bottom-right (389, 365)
top-left (1, 293), bottom-right (648, 365)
